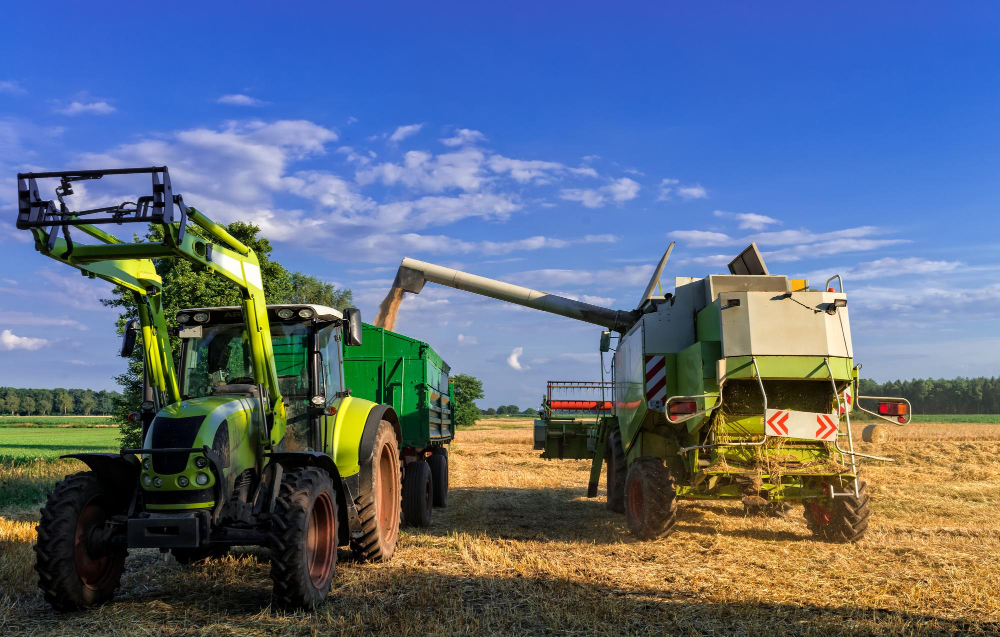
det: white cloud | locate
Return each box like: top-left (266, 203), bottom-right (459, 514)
top-left (336, 145), bottom-right (372, 165)
top-left (507, 264), bottom-right (655, 289)
top-left (217, 94), bottom-right (267, 106)
top-left (457, 333), bottom-right (478, 345)
top-left (389, 123), bottom-right (424, 143)
top-left (357, 148), bottom-right (487, 193)
top-left (488, 155), bottom-right (596, 183)
top-left (677, 184), bottom-right (707, 200)
top-left (797, 257), bottom-right (962, 283)
top-left (440, 128), bottom-right (487, 147)
top-left (0, 81), bottom-right (25, 95)
top-left (668, 225), bottom-right (908, 262)
top-left (581, 155), bottom-right (600, 162)
top-left (0, 329), bottom-right (47, 350)
top-left (56, 101), bottom-right (115, 115)
top-left (714, 210), bottom-right (780, 231)
top-left (507, 346), bottom-right (527, 370)
top-left (0, 309), bottom-right (87, 330)
top-left (347, 116), bottom-right (359, 124)
top-left (560, 177), bottom-right (640, 208)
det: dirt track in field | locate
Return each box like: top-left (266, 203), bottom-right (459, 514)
top-left (2, 419), bottom-right (1000, 635)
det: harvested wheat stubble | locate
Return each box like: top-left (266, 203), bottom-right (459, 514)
top-left (373, 286), bottom-right (405, 331)
top-left (1, 418), bottom-right (999, 636)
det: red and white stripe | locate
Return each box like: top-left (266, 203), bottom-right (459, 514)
top-left (645, 355), bottom-right (667, 406)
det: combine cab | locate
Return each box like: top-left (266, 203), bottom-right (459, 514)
top-left (390, 243), bottom-right (912, 542)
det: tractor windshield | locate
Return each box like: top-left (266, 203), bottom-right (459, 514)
top-left (180, 323), bottom-right (312, 407)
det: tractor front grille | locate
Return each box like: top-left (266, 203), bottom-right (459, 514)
top-left (149, 416), bottom-right (205, 474)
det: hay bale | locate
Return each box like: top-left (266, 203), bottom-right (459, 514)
top-left (862, 424), bottom-right (892, 443)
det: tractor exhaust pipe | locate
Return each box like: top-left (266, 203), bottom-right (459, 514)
top-left (393, 257), bottom-right (640, 333)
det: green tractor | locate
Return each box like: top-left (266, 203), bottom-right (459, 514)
top-left (18, 167), bottom-right (402, 610)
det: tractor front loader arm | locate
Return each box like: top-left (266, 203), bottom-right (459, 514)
top-left (16, 167), bottom-right (286, 444)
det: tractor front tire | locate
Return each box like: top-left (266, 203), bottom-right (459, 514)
top-left (804, 479), bottom-right (870, 543)
top-left (605, 428), bottom-right (627, 513)
top-left (624, 458), bottom-right (678, 540)
top-left (402, 460), bottom-right (433, 527)
top-left (34, 472), bottom-right (128, 611)
top-left (269, 468), bottom-right (338, 608)
top-left (351, 420), bottom-right (402, 562)
top-left (428, 446), bottom-right (449, 507)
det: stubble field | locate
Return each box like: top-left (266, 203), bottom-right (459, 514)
top-left (2, 417), bottom-right (999, 635)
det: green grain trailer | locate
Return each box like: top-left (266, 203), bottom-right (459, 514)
top-left (343, 324), bottom-right (453, 527)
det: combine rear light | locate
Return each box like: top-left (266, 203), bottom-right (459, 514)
top-left (878, 402), bottom-right (908, 422)
top-left (668, 400), bottom-right (698, 421)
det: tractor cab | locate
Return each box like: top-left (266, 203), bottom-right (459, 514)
top-left (176, 304), bottom-right (363, 452)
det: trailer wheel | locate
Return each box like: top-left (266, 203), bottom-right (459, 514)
top-left (269, 467), bottom-right (338, 608)
top-left (428, 447), bottom-right (449, 507)
top-left (605, 428), bottom-right (627, 514)
top-left (803, 479), bottom-right (870, 543)
top-left (624, 458), bottom-right (677, 540)
top-left (352, 420), bottom-right (402, 562)
top-left (402, 460), bottom-right (433, 527)
top-left (34, 472), bottom-right (128, 611)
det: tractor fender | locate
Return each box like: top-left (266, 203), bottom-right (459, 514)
top-left (61, 453), bottom-right (139, 508)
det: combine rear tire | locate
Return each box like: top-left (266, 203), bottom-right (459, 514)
top-left (605, 428), bottom-right (627, 513)
top-left (269, 468), bottom-right (338, 608)
top-left (804, 479), bottom-right (870, 543)
top-left (34, 472), bottom-right (128, 611)
top-left (429, 447), bottom-right (449, 507)
top-left (402, 460), bottom-right (433, 527)
top-left (351, 420), bottom-right (402, 562)
top-left (624, 458), bottom-right (678, 540)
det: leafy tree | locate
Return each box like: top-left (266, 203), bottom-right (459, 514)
top-left (451, 373), bottom-right (484, 427)
top-left (79, 391), bottom-right (98, 416)
top-left (3, 389), bottom-right (18, 415)
top-left (21, 395), bottom-right (34, 415)
top-left (34, 389), bottom-right (53, 415)
top-left (55, 389), bottom-right (74, 415)
top-left (102, 222), bottom-right (353, 446)
top-left (485, 407), bottom-right (496, 415)
top-left (524, 407), bottom-right (538, 416)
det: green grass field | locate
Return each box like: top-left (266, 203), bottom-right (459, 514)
top-left (0, 427), bottom-right (120, 461)
top-left (0, 415), bottom-right (115, 428)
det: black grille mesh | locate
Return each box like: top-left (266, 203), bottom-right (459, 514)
top-left (149, 416), bottom-right (204, 473)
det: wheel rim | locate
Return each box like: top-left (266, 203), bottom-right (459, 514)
top-left (627, 478), bottom-right (644, 523)
top-left (74, 499), bottom-right (115, 590)
top-left (808, 501), bottom-right (834, 526)
top-left (305, 491), bottom-right (335, 588)
top-left (375, 442), bottom-right (399, 544)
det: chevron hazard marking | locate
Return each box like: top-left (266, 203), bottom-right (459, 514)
top-left (764, 409), bottom-right (841, 440)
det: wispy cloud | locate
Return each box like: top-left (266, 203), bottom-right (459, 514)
top-left (0, 329), bottom-right (47, 350)
top-left (560, 177), bottom-right (640, 208)
top-left (217, 93), bottom-right (267, 106)
top-left (0, 81), bottom-right (26, 95)
top-left (389, 123), bottom-right (424, 143)
top-left (657, 178), bottom-right (707, 201)
top-left (440, 128), bottom-right (487, 147)
top-left (56, 100), bottom-right (115, 115)
top-left (713, 210), bottom-right (780, 231)
top-left (669, 225), bottom-right (908, 262)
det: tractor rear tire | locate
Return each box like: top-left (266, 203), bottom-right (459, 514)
top-left (171, 546), bottom-right (230, 565)
top-left (402, 460), bottom-right (433, 527)
top-left (803, 479), bottom-right (870, 543)
top-left (351, 420), bottom-right (402, 562)
top-left (269, 468), bottom-right (338, 608)
top-left (429, 446), bottom-right (449, 507)
top-left (34, 472), bottom-right (128, 611)
top-left (624, 458), bottom-right (678, 540)
top-left (605, 428), bottom-right (627, 514)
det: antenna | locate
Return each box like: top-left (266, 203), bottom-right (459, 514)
top-left (638, 242), bottom-right (674, 307)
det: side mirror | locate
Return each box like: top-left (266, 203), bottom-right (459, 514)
top-left (121, 319), bottom-right (139, 358)
top-left (344, 308), bottom-right (363, 347)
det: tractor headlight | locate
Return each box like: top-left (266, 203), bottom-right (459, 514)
top-left (277, 308), bottom-right (294, 319)
top-left (153, 477), bottom-right (163, 488)
top-left (195, 472), bottom-right (210, 486)
top-left (176, 313), bottom-right (191, 324)
top-left (195, 456), bottom-right (209, 469)
top-left (177, 475), bottom-right (190, 488)
top-left (192, 312), bottom-right (210, 323)
top-left (143, 475), bottom-right (152, 487)
top-left (142, 457), bottom-right (151, 470)
top-left (298, 308), bottom-right (314, 319)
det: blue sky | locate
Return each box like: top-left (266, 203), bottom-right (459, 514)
top-left (1, 2), bottom-right (998, 408)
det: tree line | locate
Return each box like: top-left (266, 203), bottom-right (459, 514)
top-left (858, 376), bottom-right (1000, 414)
top-left (482, 405), bottom-right (539, 416)
top-left (0, 387), bottom-right (122, 416)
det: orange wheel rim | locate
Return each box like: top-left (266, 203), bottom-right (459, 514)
top-left (74, 500), bottom-right (115, 590)
top-left (306, 491), bottom-right (335, 588)
top-left (375, 442), bottom-right (399, 545)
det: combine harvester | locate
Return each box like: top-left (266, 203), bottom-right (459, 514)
top-left (15, 167), bottom-right (450, 611)
top-left (390, 244), bottom-right (911, 542)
